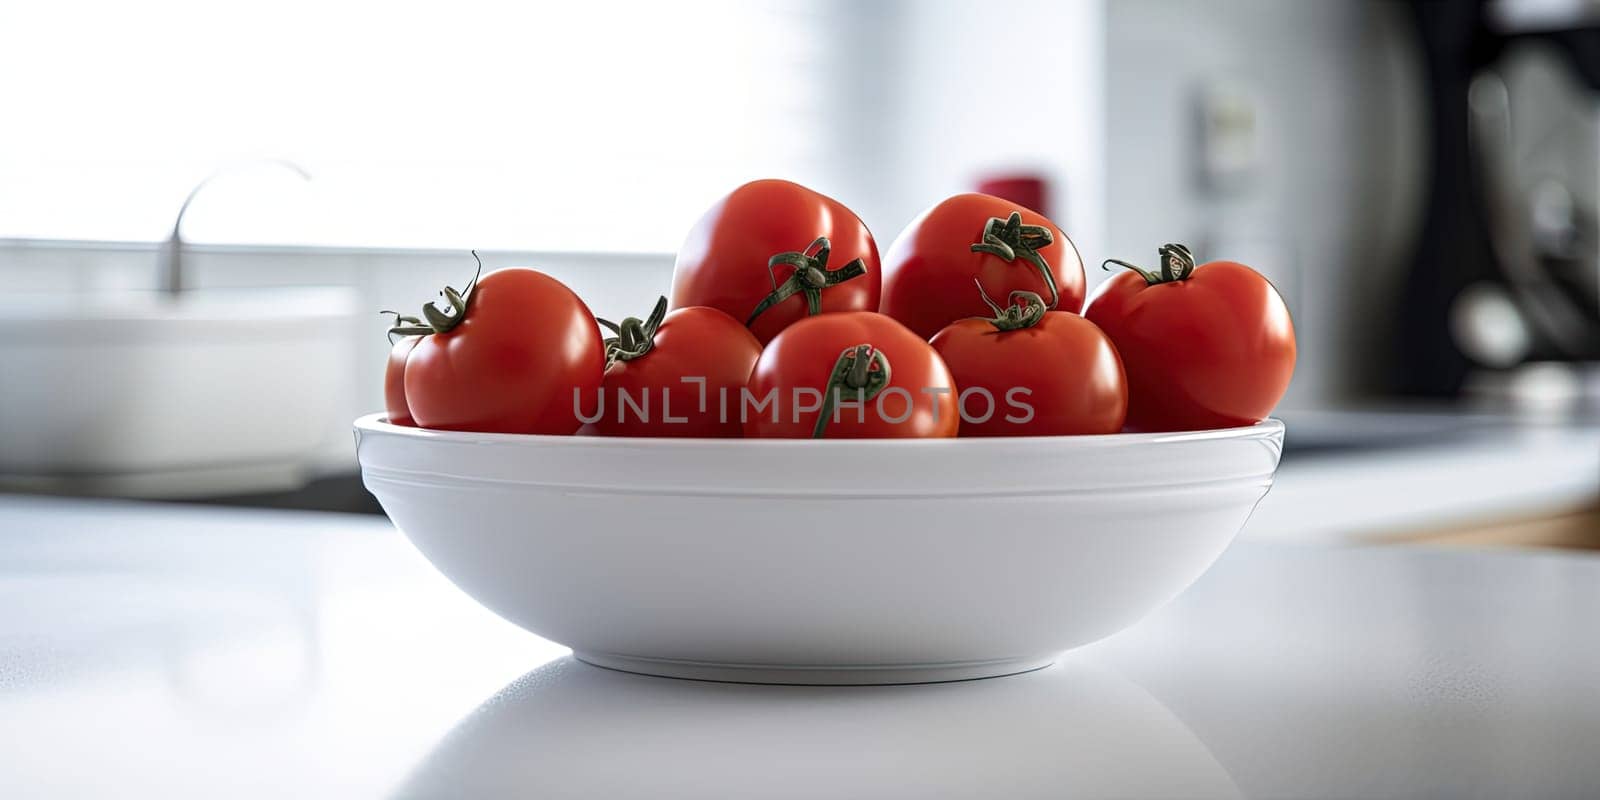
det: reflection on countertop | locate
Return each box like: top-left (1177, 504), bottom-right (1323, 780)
top-left (399, 656), bottom-right (1239, 799)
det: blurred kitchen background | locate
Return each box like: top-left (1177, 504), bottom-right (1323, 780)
top-left (2, 0), bottom-right (1597, 547)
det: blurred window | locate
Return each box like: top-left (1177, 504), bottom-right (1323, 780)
top-left (0, 0), bottom-right (837, 251)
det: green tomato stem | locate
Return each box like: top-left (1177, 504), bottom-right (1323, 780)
top-left (383, 250), bottom-right (484, 339)
top-left (812, 344), bottom-right (892, 439)
top-left (971, 278), bottom-right (1047, 331)
top-left (1102, 243), bottom-right (1197, 285)
top-left (747, 237), bottom-right (868, 327)
top-left (969, 212), bottom-right (1060, 309)
top-left (597, 296), bottom-right (669, 369)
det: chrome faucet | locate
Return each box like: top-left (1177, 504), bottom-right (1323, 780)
top-left (161, 158), bottom-right (313, 295)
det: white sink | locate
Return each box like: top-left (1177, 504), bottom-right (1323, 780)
top-left (0, 287), bottom-right (358, 497)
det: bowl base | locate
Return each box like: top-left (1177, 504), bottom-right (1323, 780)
top-left (573, 651), bottom-right (1056, 685)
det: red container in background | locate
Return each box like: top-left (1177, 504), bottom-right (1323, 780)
top-left (975, 173), bottom-right (1052, 218)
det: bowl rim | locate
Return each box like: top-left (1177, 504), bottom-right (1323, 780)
top-left (354, 412), bottom-right (1284, 451)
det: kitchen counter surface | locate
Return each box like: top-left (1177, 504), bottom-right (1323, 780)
top-left (1249, 412), bottom-right (1600, 544)
top-left (3, 495), bottom-right (1598, 798)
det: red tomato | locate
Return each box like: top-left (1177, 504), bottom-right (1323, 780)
top-left (397, 266), bottom-right (605, 434)
top-left (931, 287), bottom-right (1126, 436)
top-left (880, 193), bottom-right (1086, 339)
top-left (744, 311), bottom-right (957, 439)
top-left (1084, 244), bottom-right (1296, 431)
top-left (591, 298), bottom-right (762, 438)
top-left (383, 334), bottom-right (419, 426)
top-left (670, 179), bottom-right (880, 345)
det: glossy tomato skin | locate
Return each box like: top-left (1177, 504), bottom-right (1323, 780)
top-left (384, 335), bottom-right (419, 426)
top-left (880, 193), bottom-right (1086, 339)
top-left (930, 312), bottom-right (1127, 436)
top-left (744, 311), bottom-right (957, 439)
top-left (404, 269), bottom-right (605, 434)
top-left (670, 179), bottom-right (880, 345)
top-left (595, 306), bottom-right (762, 438)
top-left (1084, 261), bottom-right (1295, 432)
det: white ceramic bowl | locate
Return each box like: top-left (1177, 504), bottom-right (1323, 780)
top-left (355, 413), bottom-right (1284, 684)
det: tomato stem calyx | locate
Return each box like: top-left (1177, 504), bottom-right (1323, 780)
top-left (970, 212), bottom-right (1060, 309)
top-left (972, 278), bottom-right (1047, 331)
top-left (1102, 243), bottom-right (1196, 285)
top-left (812, 343), bottom-right (892, 439)
top-left (384, 250), bottom-right (485, 340)
top-left (597, 296), bottom-right (669, 369)
top-left (380, 310), bottom-right (423, 344)
top-left (747, 237), bottom-right (868, 327)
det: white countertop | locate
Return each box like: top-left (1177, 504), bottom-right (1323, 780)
top-left (2, 495), bottom-right (1598, 798)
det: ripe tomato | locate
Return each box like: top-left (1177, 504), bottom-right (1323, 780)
top-left (744, 311), bottom-right (957, 439)
top-left (383, 334), bottom-right (419, 426)
top-left (591, 298), bottom-right (762, 438)
top-left (1084, 244), bottom-right (1296, 431)
top-left (880, 193), bottom-right (1086, 339)
top-left (931, 286), bottom-right (1126, 436)
top-left (670, 179), bottom-right (880, 345)
top-left (392, 261), bottom-right (605, 434)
